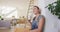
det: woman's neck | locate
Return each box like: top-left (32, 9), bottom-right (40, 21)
top-left (35, 14), bottom-right (40, 17)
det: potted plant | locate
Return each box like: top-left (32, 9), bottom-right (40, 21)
top-left (46, 0), bottom-right (60, 19)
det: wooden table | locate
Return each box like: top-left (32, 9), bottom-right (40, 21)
top-left (14, 27), bottom-right (30, 32)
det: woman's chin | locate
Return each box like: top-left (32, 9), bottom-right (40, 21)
top-left (34, 13), bottom-right (37, 15)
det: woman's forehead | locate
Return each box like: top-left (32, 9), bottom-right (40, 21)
top-left (33, 7), bottom-right (37, 9)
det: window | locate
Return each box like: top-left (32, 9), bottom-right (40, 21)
top-left (0, 6), bottom-right (18, 18)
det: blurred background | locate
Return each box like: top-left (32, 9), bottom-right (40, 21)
top-left (0, 0), bottom-right (60, 32)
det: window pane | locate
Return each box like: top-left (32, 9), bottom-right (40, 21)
top-left (0, 6), bottom-right (18, 18)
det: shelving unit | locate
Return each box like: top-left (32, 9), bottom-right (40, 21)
top-left (27, 0), bottom-right (34, 20)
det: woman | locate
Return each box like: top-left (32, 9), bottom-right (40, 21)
top-left (25, 6), bottom-right (45, 32)
top-left (29, 6), bottom-right (45, 32)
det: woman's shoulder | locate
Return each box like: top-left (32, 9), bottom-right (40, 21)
top-left (37, 15), bottom-right (45, 22)
top-left (38, 15), bottom-right (45, 20)
top-left (39, 15), bottom-right (45, 18)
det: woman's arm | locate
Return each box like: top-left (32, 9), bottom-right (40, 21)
top-left (30, 17), bottom-right (45, 32)
top-left (28, 19), bottom-right (32, 24)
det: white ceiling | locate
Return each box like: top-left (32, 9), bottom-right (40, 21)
top-left (0, 0), bottom-right (38, 17)
top-left (0, 0), bottom-right (30, 17)
top-left (0, 0), bottom-right (30, 9)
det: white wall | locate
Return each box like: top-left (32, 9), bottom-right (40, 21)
top-left (38, 0), bottom-right (60, 32)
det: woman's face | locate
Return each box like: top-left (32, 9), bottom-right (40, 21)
top-left (33, 7), bottom-right (40, 15)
